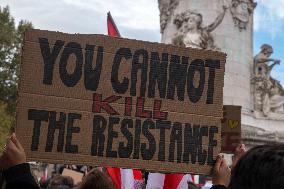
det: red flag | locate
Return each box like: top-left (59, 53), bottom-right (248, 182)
top-left (107, 12), bottom-right (121, 37)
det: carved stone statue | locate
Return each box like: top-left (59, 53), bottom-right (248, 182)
top-left (230, 0), bottom-right (257, 31)
top-left (264, 80), bottom-right (284, 115)
top-left (252, 44), bottom-right (284, 117)
top-left (158, 0), bottom-right (179, 33)
top-left (171, 6), bottom-right (227, 50)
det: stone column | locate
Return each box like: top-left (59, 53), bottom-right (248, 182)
top-left (159, 0), bottom-right (255, 113)
top-left (159, 0), bottom-right (284, 145)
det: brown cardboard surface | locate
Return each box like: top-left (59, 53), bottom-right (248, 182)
top-left (221, 105), bottom-right (242, 153)
top-left (16, 29), bottom-right (226, 175)
top-left (62, 168), bottom-right (83, 185)
top-left (20, 30), bottom-right (225, 117)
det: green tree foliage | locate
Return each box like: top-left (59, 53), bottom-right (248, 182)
top-left (0, 6), bottom-right (33, 115)
top-left (0, 101), bottom-right (12, 153)
top-left (0, 6), bottom-right (33, 152)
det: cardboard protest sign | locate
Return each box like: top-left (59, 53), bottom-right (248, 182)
top-left (221, 105), bottom-right (242, 153)
top-left (16, 29), bottom-right (226, 174)
top-left (62, 168), bottom-right (83, 185)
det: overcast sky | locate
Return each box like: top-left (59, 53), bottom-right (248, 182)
top-left (1, 0), bottom-right (284, 84)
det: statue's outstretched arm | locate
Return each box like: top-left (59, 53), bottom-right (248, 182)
top-left (205, 6), bottom-right (227, 32)
top-left (256, 57), bottom-right (279, 64)
top-left (269, 61), bottom-right (281, 70)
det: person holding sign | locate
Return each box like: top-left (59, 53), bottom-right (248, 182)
top-left (211, 145), bottom-right (284, 189)
top-left (2, 133), bottom-right (284, 189)
top-left (0, 134), bottom-right (116, 189)
top-left (0, 133), bottom-right (39, 189)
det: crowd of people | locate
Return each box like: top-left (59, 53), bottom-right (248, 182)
top-left (0, 133), bottom-right (283, 189)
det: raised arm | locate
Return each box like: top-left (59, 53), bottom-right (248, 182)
top-left (1, 134), bottom-right (40, 189)
top-left (206, 6), bottom-right (227, 32)
top-left (269, 60), bottom-right (281, 70)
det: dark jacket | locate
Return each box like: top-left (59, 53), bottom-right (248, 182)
top-left (3, 163), bottom-right (40, 189)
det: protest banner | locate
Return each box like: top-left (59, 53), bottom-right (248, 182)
top-left (221, 105), bottom-right (242, 153)
top-left (16, 29), bottom-right (226, 174)
top-left (62, 168), bottom-right (84, 185)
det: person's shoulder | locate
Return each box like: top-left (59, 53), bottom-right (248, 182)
top-left (3, 163), bottom-right (39, 189)
top-left (255, 53), bottom-right (266, 59)
top-left (3, 163), bottom-right (31, 181)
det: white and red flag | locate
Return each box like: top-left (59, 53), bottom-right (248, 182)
top-left (106, 12), bottom-right (143, 189)
top-left (107, 168), bottom-right (143, 189)
top-left (146, 173), bottom-right (193, 189)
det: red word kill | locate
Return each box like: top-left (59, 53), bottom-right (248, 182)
top-left (92, 93), bottom-right (168, 120)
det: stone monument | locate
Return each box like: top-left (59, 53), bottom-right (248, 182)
top-left (158, 0), bottom-right (284, 147)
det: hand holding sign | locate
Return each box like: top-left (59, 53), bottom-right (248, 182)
top-left (0, 133), bottom-right (26, 170)
top-left (212, 154), bottom-right (231, 187)
top-left (231, 144), bottom-right (246, 169)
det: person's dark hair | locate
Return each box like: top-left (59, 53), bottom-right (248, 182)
top-left (229, 145), bottom-right (284, 189)
top-left (47, 175), bottom-right (74, 189)
top-left (79, 169), bottom-right (115, 189)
